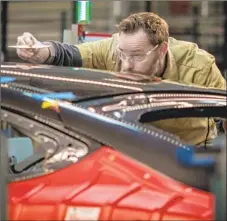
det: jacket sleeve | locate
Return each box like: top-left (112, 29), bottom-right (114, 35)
top-left (44, 41), bottom-right (83, 67)
top-left (44, 37), bottom-right (115, 69)
top-left (76, 37), bottom-right (115, 69)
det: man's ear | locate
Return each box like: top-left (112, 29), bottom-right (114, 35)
top-left (159, 42), bottom-right (168, 56)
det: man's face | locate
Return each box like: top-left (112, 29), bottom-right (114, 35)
top-left (118, 29), bottom-right (162, 76)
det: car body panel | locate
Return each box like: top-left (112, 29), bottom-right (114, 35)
top-left (1, 85), bottom-right (220, 188)
top-left (9, 147), bottom-right (213, 220)
top-left (1, 62), bottom-right (225, 220)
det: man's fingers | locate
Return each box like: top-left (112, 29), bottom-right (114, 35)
top-left (17, 33), bottom-right (39, 56)
top-left (17, 47), bottom-right (38, 55)
top-left (24, 32), bottom-right (38, 45)
top-left (17, 32), bottom-right (37, 47)
top-left (24, 36), bottom-right (35, 47)
top-left (15, 32), bottom-right (49, 64)
top-left (17, 49), bottom-right (35, 59)
top-left (17, 36), bottom-right (26, 45)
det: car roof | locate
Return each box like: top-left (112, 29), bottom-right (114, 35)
top-left (1, 62), bottom-right (225, 102)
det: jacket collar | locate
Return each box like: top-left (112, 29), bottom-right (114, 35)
top-left (162, 47), bottom-right (179, 81)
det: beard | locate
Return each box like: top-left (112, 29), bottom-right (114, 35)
top-left (115, 57), bottom-right (163, 82)
top-left (120, 56), bottom-right (161, 77)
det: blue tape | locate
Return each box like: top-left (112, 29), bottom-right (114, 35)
top-left (176, 146), bottom-right (215, 167)
top-left (0, 76), bottom-right (16, 84)
top-left (24, 92), bottom-right (76, 101)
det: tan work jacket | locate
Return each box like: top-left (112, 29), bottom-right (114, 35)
top-left (77, 34), bottom-right (226, 146)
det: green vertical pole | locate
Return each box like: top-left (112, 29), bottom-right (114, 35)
top-left (73, 0), bottom-right (91, 24)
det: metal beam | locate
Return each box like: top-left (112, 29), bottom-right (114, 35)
top-left (145, 1), bottom-right (152, 12)
top-left (1, 1), bottom-right (8, 61)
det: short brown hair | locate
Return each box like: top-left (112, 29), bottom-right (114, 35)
top-left (116, 12), bottom-right (169, 46)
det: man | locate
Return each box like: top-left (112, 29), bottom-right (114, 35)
top-left (16, 12), bottom-right (226, 146)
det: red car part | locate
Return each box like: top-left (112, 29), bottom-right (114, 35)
top-left (9, 146), bottom-right (214, 220)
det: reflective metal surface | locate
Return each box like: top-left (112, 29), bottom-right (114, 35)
top-left (1, 62), bottom-right (226, 187)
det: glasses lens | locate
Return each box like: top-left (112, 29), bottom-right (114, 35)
top-left (133, 55), bottom-right (145, 62)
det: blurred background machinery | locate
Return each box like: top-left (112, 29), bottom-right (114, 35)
top-left (1, 1), bottom-right (227, 73)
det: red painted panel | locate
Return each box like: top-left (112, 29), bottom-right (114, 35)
top-left (8, 146), bottom-right (214, 220)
